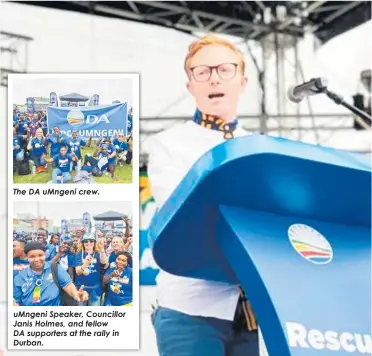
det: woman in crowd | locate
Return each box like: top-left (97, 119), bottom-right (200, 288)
top-left (103, 252), bottom-right (132, 306)
top-left (74, 233), bottom-right (108, 306)
top-left (27, 128), bottom-right (47, 173)
top-left (49, 233), bottom-right (60, 252)
top-left (13, 242), bottom-right (88, 306)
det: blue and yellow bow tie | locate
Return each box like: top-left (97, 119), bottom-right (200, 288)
top-left (193, 109), bottom-right (238, 140)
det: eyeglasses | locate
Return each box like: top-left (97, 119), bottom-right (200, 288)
top-left (190, 63), bottom-right (238, 82)
top-left (83, 240), bottom-right (95, 243)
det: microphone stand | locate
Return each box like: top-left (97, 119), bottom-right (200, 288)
top-left (324, 89), bottom-right (371, 127)
top-left (314, 80), bottom-right (371, 129)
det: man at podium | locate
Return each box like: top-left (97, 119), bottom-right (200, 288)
top-left (145, 35), bottom-right (259, 356)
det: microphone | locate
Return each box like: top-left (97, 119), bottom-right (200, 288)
top-left (287, 77), bottom-right (328, 103)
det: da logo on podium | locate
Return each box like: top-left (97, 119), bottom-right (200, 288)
top-left (288, 224), bottom-right (333, 264)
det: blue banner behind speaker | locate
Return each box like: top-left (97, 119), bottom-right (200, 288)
top-left (47, 103), bottom-right (127, 138)
top-left (50, 92), bottom-right (58, 107)
top-left (26, 97), bottom-right (35, 114)
top-left (150, 135), bottom-right (371, 356)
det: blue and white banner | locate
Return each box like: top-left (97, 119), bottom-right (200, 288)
top-left (47, 103), bottom-right (128, 138)
top-left (50, 92), bottom-right (58, 107)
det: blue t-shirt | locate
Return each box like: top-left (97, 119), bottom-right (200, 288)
top-left (58, 251), bottom-right (75, 271)
top-left (45, 244), bottom-right (57, 261)
top-left (69, 138), bottom-right (86, 159)
top-left (104, 267), bottom-right (132, 306)
top-left (13, 135), bottom-right (23, 156)
top-left (47, 133), bottom-right (69, 157)
top-left (40, 119), bottom-right (48, 129)
top-left (13, 262), bottom-right (72, 306)
top-left (73, 251), bottom-right (102, 293)
top-left (96, 152), bottom-right (109, 171)
top-left (53, 154), bottom-right (73, 173)
top-left (18, 120), bottom-right (29, 134)
top-left (100, 143), bottom-right (116, 164)
top-left (13, 259), bottom-right (29, 279)
top-left (113, 138), bottom-right (129, 153)
top-left (30, 137), bottom-right (46, 156)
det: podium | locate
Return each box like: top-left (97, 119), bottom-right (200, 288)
top-left (149, 135), bottom-right (371, 356)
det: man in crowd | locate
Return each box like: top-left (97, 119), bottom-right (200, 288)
top-left (43, 145), bottom-right (78, 183)
top-left (98, 137), bottom-right (118, 180)
top-left (69, 130), bottom-right (87, 171)
top-left (51, 235), bottom-right (75, 278)
top-left (35, 228), bottom-right (57, 261)
top-left (45, 125), bottom-right (70, 157)
top-left (13, 239), bottom-right (29, 278)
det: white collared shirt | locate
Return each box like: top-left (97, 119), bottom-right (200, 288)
top-left (145, 120), bottom-right (250, 321)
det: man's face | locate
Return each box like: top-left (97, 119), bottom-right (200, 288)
top-left (36, 230), bottom-right (47, 244)
top-left (13, 241), bottom-right (25, 258)
top-left (60, 147), bottom-right (67, 156)
top-left (72, 131), bottom-right (77, 139)
top-left (186, 45), bottom-right (247, 118)
top-left (53, 127), bottom-right (60, 135)
top-left (60, 242), bottom-right (72, 253)
top-left (20, 114), bottom-right (25, 120)
top-left (33, 114), bottom-right (38, 120)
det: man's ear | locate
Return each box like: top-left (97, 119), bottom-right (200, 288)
top-left (186, 81), bottom-right (193, 96)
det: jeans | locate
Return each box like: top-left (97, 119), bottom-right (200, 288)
top-left (31, 155), bottom-right (46, 168)
top-left (152, 307), bottom-right (259, 356)
top-left (79, 285), bottom-right (102, 306)
top-left (52, 168), bottom-right (71, 184)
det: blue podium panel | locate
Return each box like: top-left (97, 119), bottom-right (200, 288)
top-left (217, 205), bottom-right (371, 356)
top-left (151, 135), bottom-right (371, 282)
top-left (150, 135), bottom-right (372, 356)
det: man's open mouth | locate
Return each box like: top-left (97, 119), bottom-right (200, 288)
top-left (208, 93), bottom-right (225, 99)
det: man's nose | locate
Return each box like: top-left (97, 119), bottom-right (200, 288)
top-left (209, 68), bottom-right (220, 84)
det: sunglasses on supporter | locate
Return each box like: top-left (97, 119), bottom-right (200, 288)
top-left (83, 239), bottom-right (95, 243)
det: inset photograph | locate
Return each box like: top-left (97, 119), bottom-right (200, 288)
top-left (12, 201), bottom-right (134, 307)
top-left (10, 74), bottom-right (137, 184)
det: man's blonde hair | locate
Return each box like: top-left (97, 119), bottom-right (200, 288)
top-left (184, 34), bottom-right (246, 74)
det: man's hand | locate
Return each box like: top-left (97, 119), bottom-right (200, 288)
top-left (74, 285), bottom-right (89, 302)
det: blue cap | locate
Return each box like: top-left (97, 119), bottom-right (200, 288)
top-left (62, 236), bottom-right (73, 244)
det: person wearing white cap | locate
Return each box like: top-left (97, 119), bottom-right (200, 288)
top-left (73, 233), bottom-right (108, 306)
